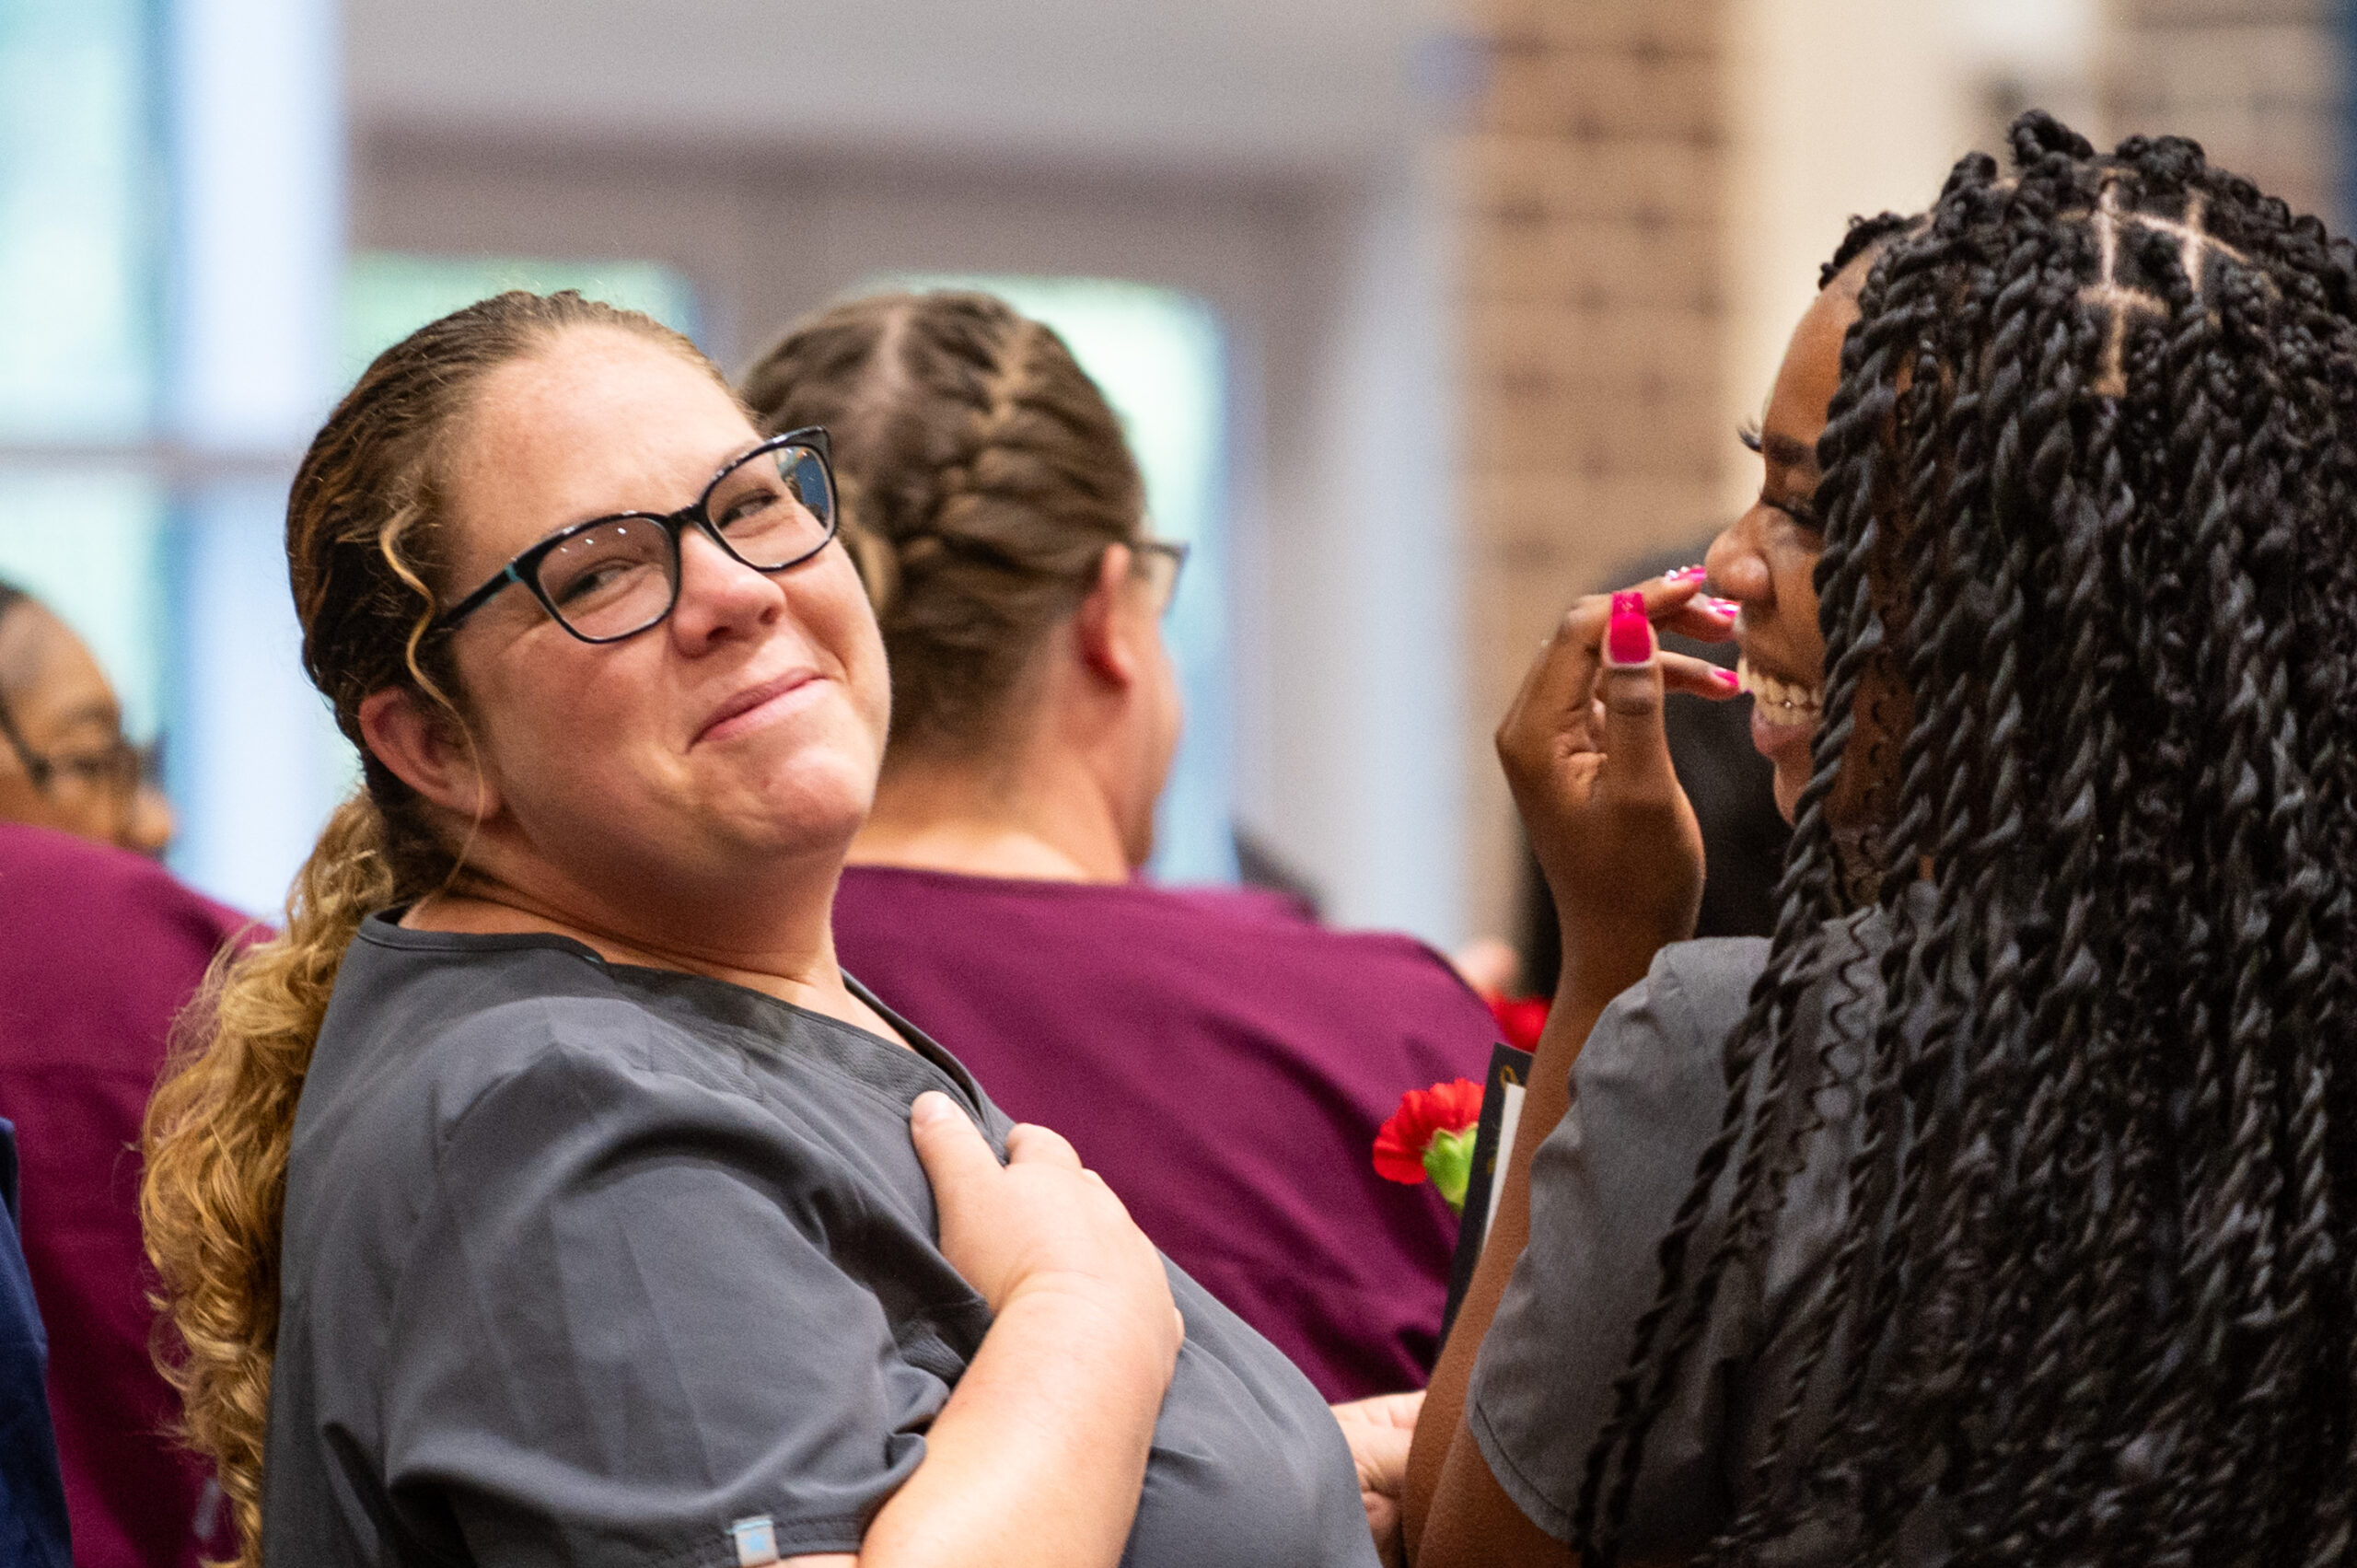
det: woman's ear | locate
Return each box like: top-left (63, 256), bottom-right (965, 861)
top-left (1073, 542), bottom-right (1141, 689)
top-left (357, 687), bottom-right (498, 820)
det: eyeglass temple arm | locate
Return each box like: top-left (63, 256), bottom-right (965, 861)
top-left (0, 691), bottom-right (52, 786)
top-left (434, 562), bottom-right (529, 633)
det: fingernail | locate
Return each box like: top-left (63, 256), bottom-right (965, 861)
top-left (1666, 563), bottom-right (1708, 582)
top-left (1605, 591), bottom-right (1654, 667)
top-left (911, 1090), bottom-right (952, 1127)
top-left (1707, 597), bottom-right (1742, 617)
top-left (1714, 668), bottom-right (1741, 690)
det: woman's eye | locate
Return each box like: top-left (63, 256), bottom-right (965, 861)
top-left (719, 493), bottom-right (786, 530)
top-left (555, 563), bottom-right (630, 604)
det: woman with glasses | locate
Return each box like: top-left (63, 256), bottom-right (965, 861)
top-left (0, 583), bottom-right (170, 856)
top-left (141, 292), bottom-right (1385, 1568)
top-left (739, 294), bottom-right (1495, 1428)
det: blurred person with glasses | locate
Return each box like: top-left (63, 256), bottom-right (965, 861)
top-left (741, 293), bottom-right (1492, 1476)
top-left (144, 291), bottom-right (1397, 1568)
top-left (0, 583), bottom-right (170, 855)
top-left (0, 580), bottom-right (251, 1566)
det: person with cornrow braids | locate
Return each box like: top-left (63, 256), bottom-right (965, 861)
top-left (739, 292), bottom-right (1500, 1434)
top-left (1406, 110), bottom-right (2357, 1567)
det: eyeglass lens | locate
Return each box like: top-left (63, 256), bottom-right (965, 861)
top-left (536, 441), bottom-right (834, 640)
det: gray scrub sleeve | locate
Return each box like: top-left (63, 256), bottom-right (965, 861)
top-left (382, 1038), bottom-right (948, 1564)
top-left (1466, 937), bottom-right (1770, 1553)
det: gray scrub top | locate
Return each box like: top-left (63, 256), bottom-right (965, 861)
top-left (264, 915), bottom-right (1377, 1568)
top-left (1469, 909), bottom-right (1921, 1562)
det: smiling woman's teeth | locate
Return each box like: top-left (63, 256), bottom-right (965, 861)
top-left (1736, 657), bottom-right (1824, 726)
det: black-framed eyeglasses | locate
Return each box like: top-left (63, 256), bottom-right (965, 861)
top-left (433, 427), bottom-right (840, 645)
top-left (0, 687), bottom-right (157, 807)
top-left (1135, 537), bottom-right (1189, 617)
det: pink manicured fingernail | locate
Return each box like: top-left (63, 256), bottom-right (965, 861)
top-left (1666, 563), bottom-right (1708, 581)
top-left (1604, 591), bottom-right (1654, 667)
top-left (1714, 668), bottom-right (1740, 690)
top-left (1707, 597), bottom-right (1741, 617)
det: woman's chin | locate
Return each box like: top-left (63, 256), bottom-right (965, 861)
top-left (726, 762), bottom-right (876, 856)
top-left (1750, 705), bottom-right (1818, 826)
top-left (1770, 747), bottom-right (1814, 826)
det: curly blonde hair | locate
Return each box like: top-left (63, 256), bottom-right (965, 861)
top-left (139, 291), bottom-right (714, 1563)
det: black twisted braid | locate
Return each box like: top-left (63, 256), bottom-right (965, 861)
top-left (1576, 111), bottom-right (2357, 1567)
top-left (1820, 212), bottom-right (1921, 291)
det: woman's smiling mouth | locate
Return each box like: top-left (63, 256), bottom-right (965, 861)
top-left (1738, 655), bottom-right (1824, 768)
top-left (1736, 656), bottom-right (1823, 729)
top-left (693, 668), bottom-right (822, 747)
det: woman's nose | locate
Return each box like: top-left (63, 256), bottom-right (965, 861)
top-left (668, 527), bottom-right (784, 646)
top-left (124, 784), bottom-right (174, 859)
top-left (1704, 507), bottom-right (1772, 604)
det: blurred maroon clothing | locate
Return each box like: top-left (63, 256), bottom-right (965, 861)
top-left (0, 824), bottom-right (255, 1568)
top-left (832, 864), bottom-right (1497, 1400)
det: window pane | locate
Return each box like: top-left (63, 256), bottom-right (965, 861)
top-left (0, 469), bottom-right (168, 738)
top-left (0, 0), bottom-right (157, 438)
top-left (341, 252), bottom-right (702, 388)
top-left (168, 480), bottom-right (358, 916)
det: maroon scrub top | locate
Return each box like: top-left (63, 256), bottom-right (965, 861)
top-left (832, 863), bottom-right (1497, 1401)
top-left (0, 824), bottom-right (256, 1567)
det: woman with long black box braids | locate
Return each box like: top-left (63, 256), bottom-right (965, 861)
top-left (1408, 111), bottom-right (2357, 1567)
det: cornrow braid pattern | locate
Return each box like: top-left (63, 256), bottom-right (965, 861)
top-left (738, 292), bottom-right (1145, 761)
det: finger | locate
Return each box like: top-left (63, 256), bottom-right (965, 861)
top-left (1596, 592), bottom-right (1679, 798)
top-left (1331, 1389), bottom-right (1425, 1431)
top-left (910, 1090), bottom-right (1000, 1193)
top-left (1532, 572), bottom-right (1718, 695)
top-left (1503, 573), bottom-right (1732, 769)
top-left (1357, 1426), bottom-right (1415, 1489)
top-left (1660, 593), bottom-right (1741, 645)
top-left (1661, 652), bottom-right (1742, 700)
top-left (1498, 602), bottom-right (1608, 768)
top-left (1003, 1121), bottom-right (1084, 1170)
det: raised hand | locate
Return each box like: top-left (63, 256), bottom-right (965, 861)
top-left (910, 1092), bottom-right (1182, 1376)
top-left (1496, 567), bottom-right (1738, 986)
top-left (1332, 1390), bottom-right (1424, 1567)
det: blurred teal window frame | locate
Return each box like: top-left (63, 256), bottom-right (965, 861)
top-left (0, 0), bottom-right (168, 738)
top-left (0, 471), bottom-right (170, 739)
top-left (340, 252), bottom-right (701, 387)
top-left (0, 0), bottom-right (161, 441)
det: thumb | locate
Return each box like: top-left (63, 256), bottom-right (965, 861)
top-left (1597, 591), bottom-right (1678, 799)
top-left (910, 1090), bottom-right (999, 1202)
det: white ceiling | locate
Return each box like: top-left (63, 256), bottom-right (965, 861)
top-left (345, 0), bottom-right (1453, 174)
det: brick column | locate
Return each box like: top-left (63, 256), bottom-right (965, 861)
top-left (1453, 0), bottom-right (1731, 948)
top-left (2102, 0), bottom-right (2343, 224)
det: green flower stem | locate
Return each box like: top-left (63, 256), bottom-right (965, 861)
top-left (1423, 1127), bottom-right (1477, 1214)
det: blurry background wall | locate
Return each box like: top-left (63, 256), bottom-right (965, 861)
top-left (0, 0), bottom-right (345, 917)
top-left (0, 0), bottom-right (2343, 946)
top-left (1451, 0), bottom-right (2343, 946)
top-left (343, 0), bottom-right (1476, 943)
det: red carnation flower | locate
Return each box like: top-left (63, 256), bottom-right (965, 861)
top-left (1374, 1078), bottom-right (1485, 1212)
top-left (1487, 994), bottom-right (1550, 1052)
